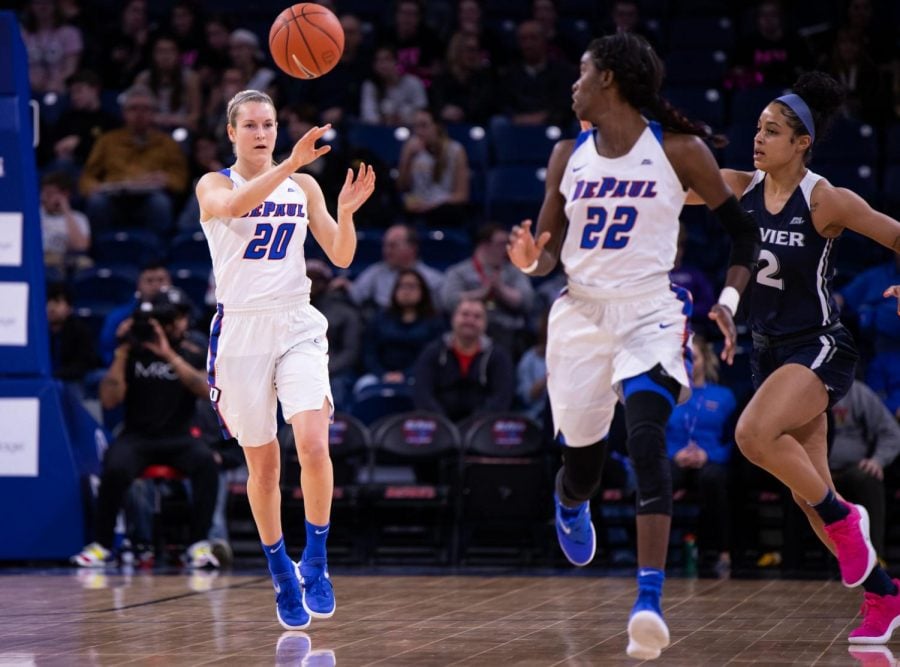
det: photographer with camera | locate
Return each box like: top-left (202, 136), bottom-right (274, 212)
top-left (71, 287), bottom-right (221, 569)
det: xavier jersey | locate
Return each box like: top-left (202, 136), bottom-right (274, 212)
top-left (201, 169), bottom-right (311, 307)
top-left (741, 169), bottom-right (839, 336)
top-left (558, 122), bottom-right (686, 294)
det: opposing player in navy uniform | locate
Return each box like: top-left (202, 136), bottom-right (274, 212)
top-left (196, 89), bottom-right (375, 630)
top-left (507, 33), bottom-right (760, 660)
top-left (686, 72), bottom-right (900, 644)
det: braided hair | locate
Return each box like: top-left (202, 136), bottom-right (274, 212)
top-left (586, 33), bottom-right (712, 140)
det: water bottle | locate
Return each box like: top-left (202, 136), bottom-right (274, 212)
top-left (683, 533), bottom-right (698, 577)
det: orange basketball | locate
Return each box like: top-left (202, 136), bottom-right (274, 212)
top-left (269, 3), bottom-right (344, 79)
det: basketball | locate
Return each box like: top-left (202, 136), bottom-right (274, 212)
top-left (268, 3), bottom-right (344, 79)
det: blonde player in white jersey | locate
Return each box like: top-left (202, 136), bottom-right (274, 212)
top-left (507, 34), bottom-right (759, 660)
top-left (195, 89), bottom-right (375, 631)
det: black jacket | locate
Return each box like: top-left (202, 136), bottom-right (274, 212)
top-left (413, 333), bottom-right (514, 423)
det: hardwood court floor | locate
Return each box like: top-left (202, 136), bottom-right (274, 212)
top-left (0, 570), bottom-right (893, 666)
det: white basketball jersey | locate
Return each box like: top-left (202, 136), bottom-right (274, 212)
top-left (202, 169), bottom-right (311, 307)
top-left (558, 122), bottom-right (686, 294)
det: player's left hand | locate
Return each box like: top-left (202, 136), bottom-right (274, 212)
top-left (883, 285), bottom-right (900, 316)
top-left (338, 163), bottom-right (376, 215)
top-left (143, 319), bottom-right (173, 359)
top-left (708, 304), bottom-right (737, 365)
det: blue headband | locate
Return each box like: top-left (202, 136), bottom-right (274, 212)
top-left (775, 93), bottom-right (815, 143)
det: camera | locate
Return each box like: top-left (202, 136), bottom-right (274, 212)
top-left (126, 287), bottom-right (191, 346)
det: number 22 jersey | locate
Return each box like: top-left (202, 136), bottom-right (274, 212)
top-left (558, 121), bottom-right (686, 295)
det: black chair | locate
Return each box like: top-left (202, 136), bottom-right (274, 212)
top-left (367, 411), bottom-right (461, 564)
top-left (457, 413), bottom-right (552, 564)
top-left (278, 412), bottom-right (372, 563)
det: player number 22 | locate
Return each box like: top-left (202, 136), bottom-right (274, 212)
top-left (243, 223), bottom-right (296, 260)
top-left (580, 206), bottom-right (637, 250)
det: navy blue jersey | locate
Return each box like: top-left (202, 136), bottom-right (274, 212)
top-left (741, 170), bottom-right (840, 336)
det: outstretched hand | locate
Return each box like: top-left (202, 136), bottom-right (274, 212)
top-left (507, 220), bottom-right (551, 271)
top-left (337, 163), bottom-right (376, 215)
top-left (708, 304), bottom-right (737, 365)
top-left (884, 285), bottom-right (900, 316)
top-left (289, 124), bottom-right (332, 170)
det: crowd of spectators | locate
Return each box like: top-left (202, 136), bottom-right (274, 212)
top-left (18, 0), bottom-right (900, 568)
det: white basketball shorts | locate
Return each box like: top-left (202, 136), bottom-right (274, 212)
top-left (207, 296), bottom-right (333, 447)
top-left (546, 282), bottom-right (692, 447)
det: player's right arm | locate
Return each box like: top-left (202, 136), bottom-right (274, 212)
top-left (507, 139), bottom-right (572, 277)
top-left (684, 169), bottom-right (754, 205)
top-left (196, 124), bottom-right (333, 222)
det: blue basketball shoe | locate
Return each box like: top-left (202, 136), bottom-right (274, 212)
top-left (554, 493), bottom-right (596, 566)
top-left (274, 563), bottom-right (310, 630)
top-left (626, 569), bottom-right (669, 660)
top-left (300, 554), bottom-right (335, 618)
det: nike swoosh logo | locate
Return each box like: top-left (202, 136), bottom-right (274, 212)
top-left (659, 322), bottom-right (675, 329)
top-left (558, 520), bottom-right (572, 535)
top-left (573, 164), bottom-right (587, 172)
top-left (314, 528), bottom-right (329, 535)
top-left (270, 544), bottom-right (283, 553)
top-left (639, 496), bottom-right (660, 507)
top-left (273, 583), bottom-right (281, 594)
top-left (638, 569), bottom-right (656, 577)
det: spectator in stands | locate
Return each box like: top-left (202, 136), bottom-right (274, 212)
top-left (727, 0), bottom-right (810, 90)
top-left (387, 0), bottom-right (444, 86)
top-left (303, 14), bottom-right (370, 127)
top-left (206, 66), bottom-right (247, 162)
top-left (821, 28), bottom-right (891, 124)
top-left (134, 33), bottom-right (202, 133)
top-left (830, 379), bottom-right (900, 559)
top-left (99, 261), bottom-right (171, 364)
top-left (396, 109), bottom-right (471, 228)
top-left (275, 104), bottom-right (344, 209)
top-left (40, 69), bottom-right (119, 172)
top-left (196, 14), bottom-right (233, 92)
top-left (97, 0), bottom-right (151, 90)
top-left (46, 281), bottom-right (99, 385)
top-left (430, 31), bottom-right (495, 125)
top-left (356, 268), bottom-right (445, 394)
top-left (167, 0), bottom-right (204, 69)
top-left (175, 132), bottom-right (224, 231)
top-left (454, 0), bottom-right (506, 67)
top-left (228, 28), bottom-right (277, 99)
top-left (499, 20), bottom-right (577, 127)
top-left (670, 223), bottom-right (715, 334)
top-left (39, 171), bottom-right (90, 277)
top-left (531, 0), bottom-right (579, 64)
top-left (79, 85), bottom-right (189, 235)
top-left (308, 260), bottom-right (362, 412)
top-left (837, 254), bottom-right (900, 354)
top-left (359, 45), bottom-right (428, 126)
top-left (667, 335), bottom-right (737, 576)
top-left (442, 224), bottom-right (534, 357)
top-left (517, 308), bottom-right (548, 423)
top-left (349, 223), bottom-right (444, 310)
top-left (20, 0), bottom-right (84, 95)
top-left (70, 287), bottom-right (220, 569)
top-left (413, 297), bottom-right (514, 423)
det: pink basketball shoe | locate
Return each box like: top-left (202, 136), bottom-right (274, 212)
top-left (823, 503), bottom-right (876, 588)
top-left (849, 582), bottom-right (900, 645)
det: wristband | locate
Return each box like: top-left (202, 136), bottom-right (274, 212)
top-left (717, 286), bottom-right (740, 315)
top-left (521, 259), bottom-right (539, 274)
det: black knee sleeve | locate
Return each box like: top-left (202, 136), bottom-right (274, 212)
top-left (625, 388), bottom-right (675, 516)
top-left (556, 439), bottom-right (608, 504)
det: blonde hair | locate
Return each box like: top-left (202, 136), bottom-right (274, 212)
top-left (693, 334), bottom-right (720, 384)
top-left (226, 89), bottom-right (274, 128)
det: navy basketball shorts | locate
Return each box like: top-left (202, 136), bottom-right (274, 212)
top-left (750, 323), bottom-right (859, 409)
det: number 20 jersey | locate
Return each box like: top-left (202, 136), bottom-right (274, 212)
top-left (558, 122), bottom-right (686, 295)
top-left (740, 169), bottom-right (839, 336)
top-left (201, 168), bottom-right (311, 308)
